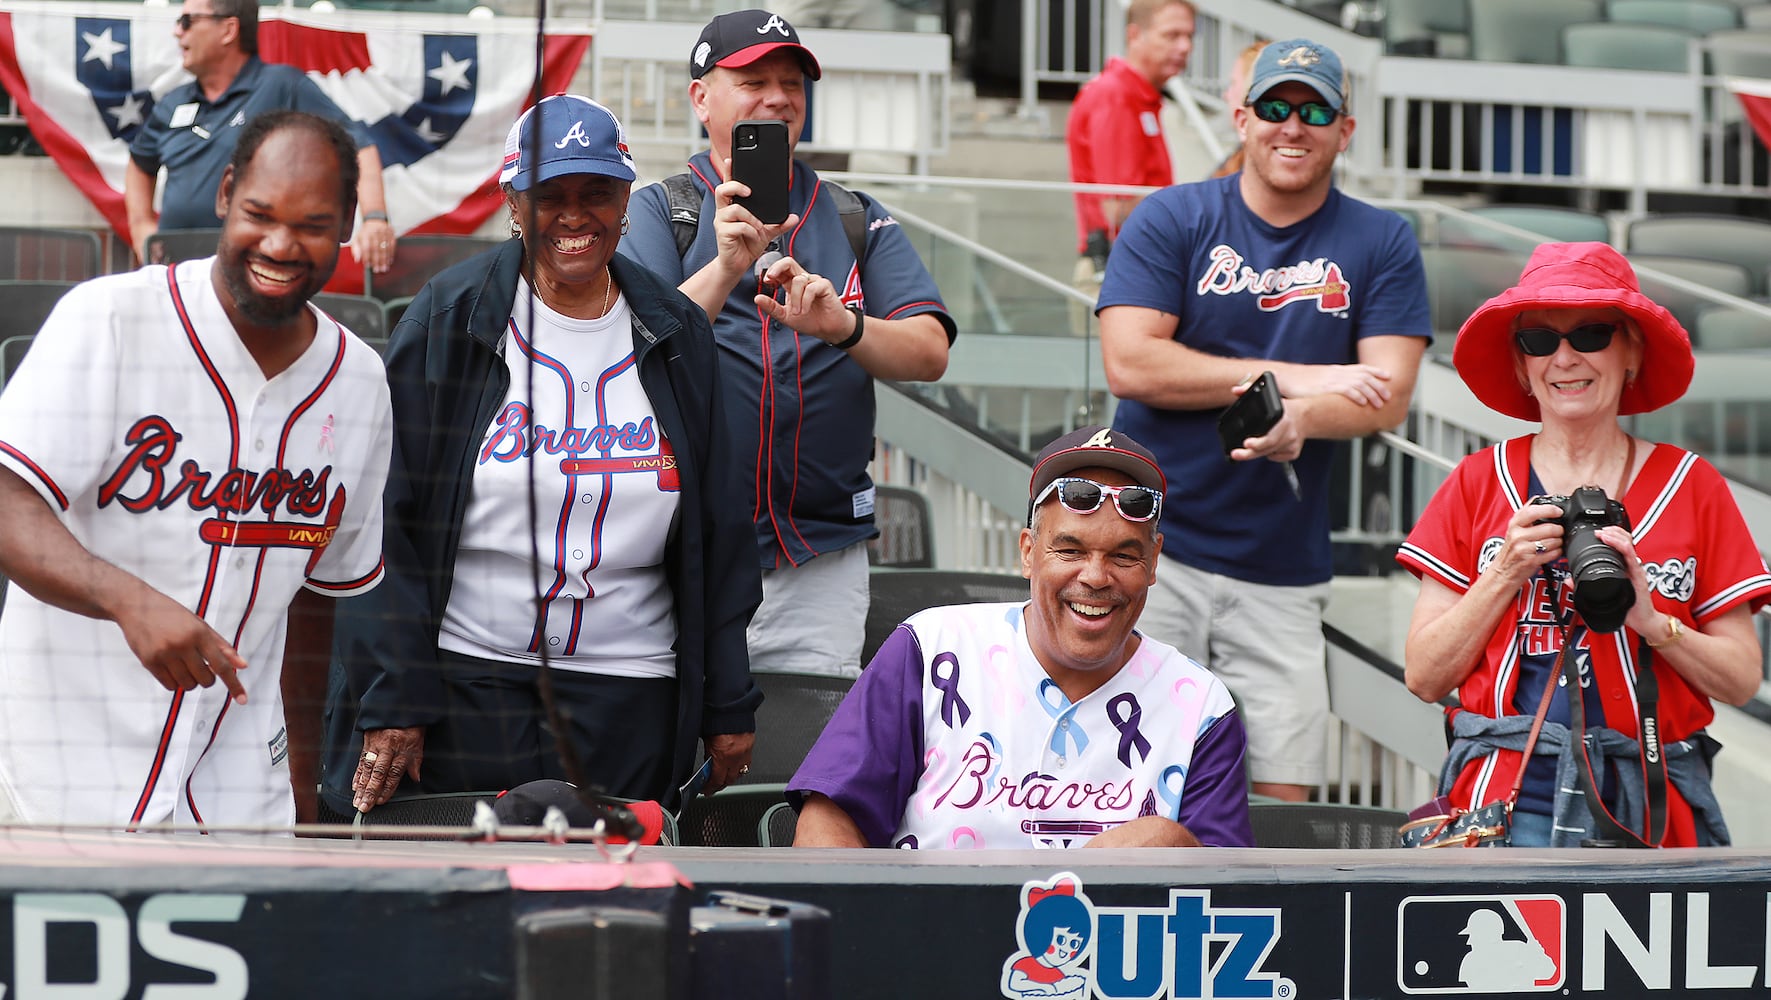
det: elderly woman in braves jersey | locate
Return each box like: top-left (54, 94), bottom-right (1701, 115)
top-left (323, 97), bottom-right (761, 817)
top-left (1397, 242), bottom-right (1771, 847)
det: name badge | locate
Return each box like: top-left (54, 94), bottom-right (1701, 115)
top-left (169, 102), bottom-right (200, 129)
top-left (1140, 111), bottom-right (1160, 137)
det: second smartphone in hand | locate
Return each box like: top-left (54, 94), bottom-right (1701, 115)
top-left (731, 119), bottom-right (791, 225)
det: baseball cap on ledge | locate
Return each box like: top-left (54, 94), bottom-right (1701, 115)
top-left (690, 9), bottom-right (822, 81)
top-left (500, 95), bottom-right (636, 192)
top-left (1246, 38), bottom-right (1345, 112)
top-left (1029, 426), bottom-right (1166, 498)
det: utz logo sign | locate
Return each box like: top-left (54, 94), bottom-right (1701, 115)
top-left (1396, 895), bottom-right (1566, 994)
top-left (1001, 872), bottom-right (1295, 1000)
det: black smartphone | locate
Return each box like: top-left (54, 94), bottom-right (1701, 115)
top-left (1216, 371), bottom-right (1284, 455)
top-left (731, 119), bottom-right (791, 225)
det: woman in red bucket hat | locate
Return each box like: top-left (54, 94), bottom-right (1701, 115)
top-left (1394, 242), bottom-right (1771, 847)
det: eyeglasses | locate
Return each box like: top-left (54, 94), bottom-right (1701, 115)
top-left (1032, 477), bottom-right (1163, 523)
top-left (1248, 98), bottom-right (1340, 127)
top-left (1513, 322), bottom-right (1619, 357)
top-left (176, 12), bottom-right (227, 30)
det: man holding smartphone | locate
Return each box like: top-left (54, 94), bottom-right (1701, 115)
top-left (1096, 38), bottom-right (1431, 802)
top-left (620, 9), bottom-right (955, 680)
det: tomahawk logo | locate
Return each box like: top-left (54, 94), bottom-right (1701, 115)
top-left (1397, 895), bottom-right (1566, 994)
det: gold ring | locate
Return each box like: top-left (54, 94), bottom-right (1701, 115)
top-left (361, 750), bottom-right (379, 763)
top-left (738, 765), bottom-right (750, 775)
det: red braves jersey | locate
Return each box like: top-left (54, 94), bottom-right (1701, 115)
top-left (0, 259), bottom-right (392, 828)
top-left (1397, 436), bottom-right (1771, 843)
top-left (1067, 56), bottom-right (1174, 253)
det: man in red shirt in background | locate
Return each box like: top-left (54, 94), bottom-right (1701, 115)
top-left (1065, 0), bottom-right (1194, 330)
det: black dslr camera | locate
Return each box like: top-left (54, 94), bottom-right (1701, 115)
top-left (1529, 485), bottom-right (1634, 633)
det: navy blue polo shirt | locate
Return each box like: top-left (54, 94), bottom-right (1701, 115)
top-left (621, 151), bottom-right (956, 570)
top-left (129, 57), bottom-right (371, 230)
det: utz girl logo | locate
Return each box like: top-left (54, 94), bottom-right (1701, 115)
top-left (1001, 873), bottom-right (1295, 1000)
top-left (1002, 874), bottom-right (1095, 1000)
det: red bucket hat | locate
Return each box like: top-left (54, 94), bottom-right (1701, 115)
top-left (1452, 242), bottom-right (1693, 421)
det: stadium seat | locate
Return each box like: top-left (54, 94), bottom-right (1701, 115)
top-left (0, 281), bottom-right (75, 372)
top-left (1440, 204), bottom-right (1612, 248)
top-left (1606, 0), bottom-right (1739, 34)
top-left (1469, 0), bottom-right (1602, 64)
top-left (1745, 6), bottom-right (1771, 30)
top-left (1694, 303), bottom-right (1771, 349)
top-left (862, 569), bottom-right (1030, 664)
top-left (1703, 29), bottom-right (1771, 80)
top-left (1384, 0), bottom-right (1472, 57)
top-left (1626, 253), bottom-right (1754, 333)
top-left (1419, 244), bottom-right (1525, 340)
top-left (1626, 214), bottom-right (1771, 295)
top-left (344, 791), bottom-right (495, 840)
top-left (1562, 21), bottom-right (1698, 72)
top-left (759, 800), bottom-right (798, 847)
top-left (744, 671), bottom-right (854, 784)
top-left (677, 784), bottom-right (788, 847)
top-left (867, 484), bottom-right (935, 568)
top-left (363, 234), bottom-right (498, 302)
top-left (0, 227), bottom-right (101, 282)
top-left (312, 292), bottom-right (387, 341)
top-left (1247, 801), bottom-right (1409, 849)
top-left (144, 229), bottom-right (223, 266)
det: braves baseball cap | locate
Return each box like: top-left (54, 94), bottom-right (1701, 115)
top-left (1246, 38), bottom-right (1346, 111)
top-left (1029, 425), bottom-right (1166, 498)
top-left (690, 9), bottom-right (822, 81)
top-left (499, 94), bottom-right (636, 192)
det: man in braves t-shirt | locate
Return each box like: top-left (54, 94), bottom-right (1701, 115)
top-left (1096, 37), bottom-right (1431, 802)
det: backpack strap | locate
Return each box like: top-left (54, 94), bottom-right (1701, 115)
top-left (662, 172), bottom-right (702, 261)
top-left (820, 179), bottom-right (868, 271)
top-left (663, 171), bottom-right (869, 275)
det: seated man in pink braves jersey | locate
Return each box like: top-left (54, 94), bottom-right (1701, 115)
top-left (0, 111), bottom-right (392, 830)
top-left (789, 427), bottom-right (1253, 849)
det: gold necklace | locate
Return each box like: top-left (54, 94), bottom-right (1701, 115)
top-left (599, 268), bottom-right (613, 318)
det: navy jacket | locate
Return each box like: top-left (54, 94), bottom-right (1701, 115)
top-left (320, 240), bottom-right (762, 812)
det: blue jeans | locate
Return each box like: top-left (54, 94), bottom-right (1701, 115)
top-left (1509, 809), bottom-right (1554, 847)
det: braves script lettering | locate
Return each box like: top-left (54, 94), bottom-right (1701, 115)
top-left (480, 405), bottom-right (658, 463)
top-left (932, 740), bottom-right (1135, 813)
top-left (97, 415), bottom-right (331, 517)
top-left (1195, 243), bottom-right (1350, 313)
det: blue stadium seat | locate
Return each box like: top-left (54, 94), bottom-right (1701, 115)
top-left (1562, 21), bottom-right (1698, 72)
top-left (1607, 0), bottom-right (1739, 34)
top-left (1470, 0), bottom-right (1603, 63)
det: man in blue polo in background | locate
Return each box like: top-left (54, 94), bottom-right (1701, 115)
top-left (621, 9), bottom-right (955, 678)
top-left (125, 0), bottom-right (397, 274)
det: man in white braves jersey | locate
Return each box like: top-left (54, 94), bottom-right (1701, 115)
top-left (1096, 37), bottom-right (1431, 802)
top-left (789, 426), bottom-right (1253, 849)
top-left (0, 110), bottom-right (391, 829)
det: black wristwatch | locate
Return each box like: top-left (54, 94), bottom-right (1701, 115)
top-left (833, 305), bottom-right (865, 350)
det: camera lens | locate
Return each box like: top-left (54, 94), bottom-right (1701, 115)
top-left (1568, 524), bottom-right (1633, 633)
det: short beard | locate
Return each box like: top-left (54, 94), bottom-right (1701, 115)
top-left (217, 250), bottom-right (317, 327)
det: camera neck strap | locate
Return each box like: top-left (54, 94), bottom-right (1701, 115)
top-left (1556, 617), bottom-right (1668, 848)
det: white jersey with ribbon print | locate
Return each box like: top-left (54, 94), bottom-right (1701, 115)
top-left (438, 286), bottom-right (679, 677)
top-left (895, 603), bottom-right (1238, 849)
top-left (0, 259), bottom-right (391, 828)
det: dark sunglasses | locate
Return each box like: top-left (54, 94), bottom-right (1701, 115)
top-left (1249, 98), bottom-right (1340, 127)
top-left (1033, 477), bottom-right (1163, 523)
top-left (176, 12), bottom-right (228, 30)
top-left (1513, 322), bottom-right (1619, 357)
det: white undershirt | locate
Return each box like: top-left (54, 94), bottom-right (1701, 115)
top-left (439, 281), bottom-right (679, 677)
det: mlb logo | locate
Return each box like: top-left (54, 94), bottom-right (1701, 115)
top-left (1396, 895), bottom-right (1566, 994)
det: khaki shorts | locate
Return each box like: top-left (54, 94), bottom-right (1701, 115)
top-left (1136, 554), bottom-right (1330, 787)
top-left (747, 540), bottom-right (871, 678)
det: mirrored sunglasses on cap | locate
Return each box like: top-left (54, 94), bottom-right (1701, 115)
top-left (1513, 322), bottom-right (1618, 357)
top-left (1033, 477), bottom-right (1163, 522)
top-left (1249, 98), bottom-right (1339, 126)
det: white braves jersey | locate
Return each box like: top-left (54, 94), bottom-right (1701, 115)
top-left (438, 288), bottom-right (679, 676)
top-left (0, 259), bottom-right (392, 828)
top-left (894, 603), bottom-right (1239, 849)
